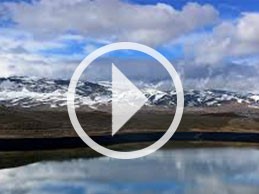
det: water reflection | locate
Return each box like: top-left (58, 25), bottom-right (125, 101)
top-left (1, 148), bottom-right (259, 194)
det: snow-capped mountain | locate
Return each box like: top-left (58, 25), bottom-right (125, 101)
top-left (0, 76), bottom-right (259, 109)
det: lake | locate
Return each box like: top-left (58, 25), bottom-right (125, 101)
top-left (0, 148), bottom-right (259, 194)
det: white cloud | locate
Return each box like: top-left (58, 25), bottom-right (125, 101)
top-left (5, 0), bottom-right (219, 46)
top-left (186, 13), bottom-right (259, 64)
top-left (0, 28), bottom-right (81, 78)
top-left (0, 29), bottom-right (66, 53)
top-left (0, 51), bottom-right (79, 78)
top-left (237, 13), bottom-right (259, 43)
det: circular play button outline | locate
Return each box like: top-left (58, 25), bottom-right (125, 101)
top-left (67, 42), bottom-right (184, 159)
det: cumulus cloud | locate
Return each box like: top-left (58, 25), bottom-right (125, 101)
top-left (0, 52), bottom-right (78, 78)
top-left (186, 13), bottom-right (259, 64)
top-left (173, 12), bottom-right (259, 92)
top-left (5, 0), bottom-right (219, 46)
top-left (0, 29), bottom-right (81, 78)
top-left (171, 60), bottom-right (259, 92)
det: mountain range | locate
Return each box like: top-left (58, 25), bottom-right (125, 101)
top-left (0, 76), bottom-right (259, 109)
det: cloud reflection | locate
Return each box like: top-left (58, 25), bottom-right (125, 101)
top-left (0, 148), bottom-right (259, 194)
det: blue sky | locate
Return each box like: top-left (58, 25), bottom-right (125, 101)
top-left (130, 0), bottom-right (259, 13)
top-left (0, 0), bottom-right (259, 91)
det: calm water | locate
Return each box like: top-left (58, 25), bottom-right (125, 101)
top-left (1, 148), bottom-right (259, 194)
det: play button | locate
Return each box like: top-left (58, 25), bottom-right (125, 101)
top-left (67, 42), bottom-right (184, 159)
top-left (112, 63), bottom-right (148, 136)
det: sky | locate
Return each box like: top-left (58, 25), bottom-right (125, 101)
top-left (0, 0), bottom-right (259, 92)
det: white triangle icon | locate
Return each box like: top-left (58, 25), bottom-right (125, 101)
top-left (112, 63), bottom-right (148, 136)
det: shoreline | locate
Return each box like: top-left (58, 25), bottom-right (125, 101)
top-left (0, 131), bottom-right (259, 151)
